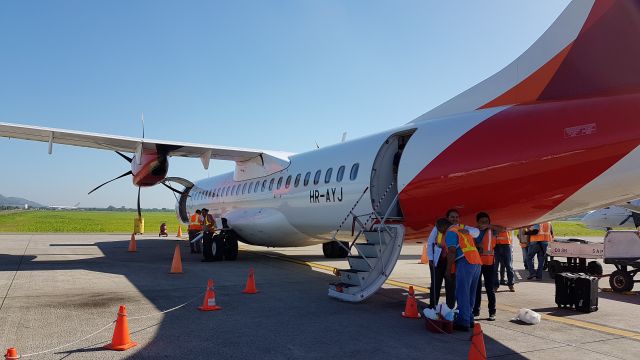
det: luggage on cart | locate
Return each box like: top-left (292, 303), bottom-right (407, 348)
top-left (574, 274), bottom-right (599, 313)
top-left (555, 273), bottom-right (578, 308)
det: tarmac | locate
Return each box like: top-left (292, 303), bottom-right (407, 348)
top-left (0, 233), bottom-right (638, 359)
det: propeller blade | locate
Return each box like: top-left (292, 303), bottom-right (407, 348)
top-left (115, 151), bottom-right (133, 162)
top-left (137, 187), bottom-right (142, 218)
top-left (161, 181), bottom-right (185, 195)
top-left (88, 171), bottom-right (132, 194)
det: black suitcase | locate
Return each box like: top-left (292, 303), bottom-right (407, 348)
top-left (555, 273), bottom-right (578, 308)
top-left (574, 274), bottom-right (599, 313)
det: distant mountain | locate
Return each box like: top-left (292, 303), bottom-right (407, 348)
top-left (0, 194), bottom-right (44, 208)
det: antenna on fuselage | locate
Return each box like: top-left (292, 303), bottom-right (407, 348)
top-left (341, 132), bottom-right (347, 143)
top-left (141, 112), bottom-right (145, 139)
top-left (315, 141), bottom-right (320, 149)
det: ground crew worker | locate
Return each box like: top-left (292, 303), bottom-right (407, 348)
top-left (517, 227), bottom-right (530, 271)
top-left (426, 209), bottom-right (479, 309)
top-left (525, 222), bottom-right (553, 280)
top-left (494, 229), bottom-right (515, 292)
top-left (198, 208), bottom-right (216, 254)
top-left (188, 209), bottom-right (202, 253)
top-left (444, 218), bottom-right (482, 332)
top-left (472, 212), bottom-right (504, 321)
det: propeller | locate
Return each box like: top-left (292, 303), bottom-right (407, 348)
top-left (88, 170), bottom-right (133, 195)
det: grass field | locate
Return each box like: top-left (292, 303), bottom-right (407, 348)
top-left (0, 210), bottom-right (607, 237)
top-left (0, 210), bottom-right (180, 233)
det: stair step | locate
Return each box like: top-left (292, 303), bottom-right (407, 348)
top-left (364, 230), bottom-right (392, 245)
top-left (347, 255), bottom-right (376, 271)
top-left (355, 243), bottom-right (381, 258)
top-left (329, 282), bottom-right (362, 295)
top-left (337, 269), bottom-right (369, 286)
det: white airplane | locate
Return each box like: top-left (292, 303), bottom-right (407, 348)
top-left (1, 1), bottom-right (640, 301)
top-left (582, 200), bottom-right (640, 231)
top-left (48, 202), bottom-right (81, 210)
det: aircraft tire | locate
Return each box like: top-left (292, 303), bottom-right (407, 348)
top-left (203, 233), bottom-right (224, 261)
top-left (224, 234), bottom-right (239, 261)
top-left (322, 241), bottom-right (349, 258)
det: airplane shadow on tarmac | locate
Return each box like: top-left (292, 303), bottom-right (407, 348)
top-left (0, 237), bottom-right (530, 359)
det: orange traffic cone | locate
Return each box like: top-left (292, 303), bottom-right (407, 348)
top-left (242, 268), bottom-right (259, 294)
top-left (128, 233), bottom-right (137, 252)
top-left (420, 244), bottom-right (428, 264)
top-left (402, 286), bottom-right (421, 318)
top-left (169, 243), bottom-right (183, 274)
top-left (5, 348), bottom-right (18, 360)
top-left (468, 323), bottom-right (487, 360)
top-left (104, 305), bottom-right (138, 351)
top-left (177, 225), bottom-right (183, 238)
top-left (198, 279), bottom-right (222, 311)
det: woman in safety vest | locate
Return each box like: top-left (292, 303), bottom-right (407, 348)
top-left (444, 218), bottom-right (482, 332)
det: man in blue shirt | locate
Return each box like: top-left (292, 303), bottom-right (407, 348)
top-left (444, 218), bottom-right (482, 331)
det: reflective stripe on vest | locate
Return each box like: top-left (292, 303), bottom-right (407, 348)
top-left (530, 222), bottom-right (552, 242)
top-left (451, 225), bottom-right (481, 265)
top-left (495, 230), bottom-right (512, 245)
top-left (479, 230), bottom-right (494, 265)
top-left (189, 214), bottom-right (202, 231)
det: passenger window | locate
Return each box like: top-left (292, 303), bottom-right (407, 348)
top-left (261, 180), bottom-right (267, 192)
top-left (324, 168), bottom-right (333, 184)
top-left (269, 178), bottom-right (275, 191)
top-left (350, 163), bottom-right (359, 181)
top-left (254, 181), bottom-right (260, 193)
top-left (314, 170), bottom-right (321, 185)
top-left (277, 176), bottom-right (283, 190)
top-left (336, 165), bottom-right (345, 182)
top-left (225, 187), bottom-right (230, 197)
top-left (242, 182), bottom-right (247, 194)
top-left (304, 172), bottom-right (311, 186)
top-left (235, 185), bottom-right (241, 196)
top-left (285, 175), bottom-right (292, 189)
top-left (294, 174), bottom-right (301, 187)
top-left (231, 185), bottom-right (236, 196)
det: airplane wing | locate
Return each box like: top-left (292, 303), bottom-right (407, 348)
top-left (0, 122), bottom-right (293, 171)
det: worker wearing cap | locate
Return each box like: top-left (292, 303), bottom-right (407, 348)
top-left (188, 209), bottom-right (202, 253)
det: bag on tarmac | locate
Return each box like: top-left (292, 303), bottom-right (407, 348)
top-left (555, 272), bottom-right (578, 308)
top-left (574, 274), bottom-right (599, 313)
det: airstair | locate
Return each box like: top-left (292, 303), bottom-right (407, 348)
top-left (328, 184), bottom-right (405, 302)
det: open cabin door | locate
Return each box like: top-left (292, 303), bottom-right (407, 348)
top-left (370, 129), bottom-right (415, 219)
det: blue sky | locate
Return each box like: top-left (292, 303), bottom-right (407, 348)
top-left (0, 0), bottom-right (570, 208)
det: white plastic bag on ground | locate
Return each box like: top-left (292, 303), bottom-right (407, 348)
top-left (423, 307), bottom-right (438, 320)
top-left (513, 308), bottom-right (541, 325)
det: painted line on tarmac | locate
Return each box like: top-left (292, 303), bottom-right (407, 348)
top-left (242, 248), bottom-right (640, 342)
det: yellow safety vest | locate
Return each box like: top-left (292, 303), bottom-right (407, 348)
top-left (451, 225), bottom-right (482, 266)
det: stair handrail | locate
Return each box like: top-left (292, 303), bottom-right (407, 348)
top-left (330, 186), bottom-right (369, 247)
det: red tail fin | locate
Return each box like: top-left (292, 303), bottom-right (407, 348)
top-left (413, 0), bottom-right (640, 122)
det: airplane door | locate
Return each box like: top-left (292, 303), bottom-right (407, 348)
top-left (370, 130), bottom-right (415, 219)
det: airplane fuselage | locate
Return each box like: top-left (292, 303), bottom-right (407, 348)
top-left (179, 93), bottom-right (640, 247)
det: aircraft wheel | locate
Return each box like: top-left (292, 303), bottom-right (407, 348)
top-left (547, 260), bottom-right (563, 279)
top-left (609, 270), bottom-right (634, 292)
top-left (224, 234), bottom-right (239, 261)
top-left (203, 233), bottom-right (224, 261)
top-left (587, 261), bottom-right (603, 276)
top-left (322, 241), bottom-right (349, 258)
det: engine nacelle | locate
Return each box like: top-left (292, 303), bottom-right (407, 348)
top-left (131, 150), bottom-right (169, 187)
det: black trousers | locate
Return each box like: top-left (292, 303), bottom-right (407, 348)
top-left (430, 258), bottom-right (456, 309)
top-left (188, 230), bottom-right (197, 253)
top-left (474, 264), bottom-right (496, 316)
